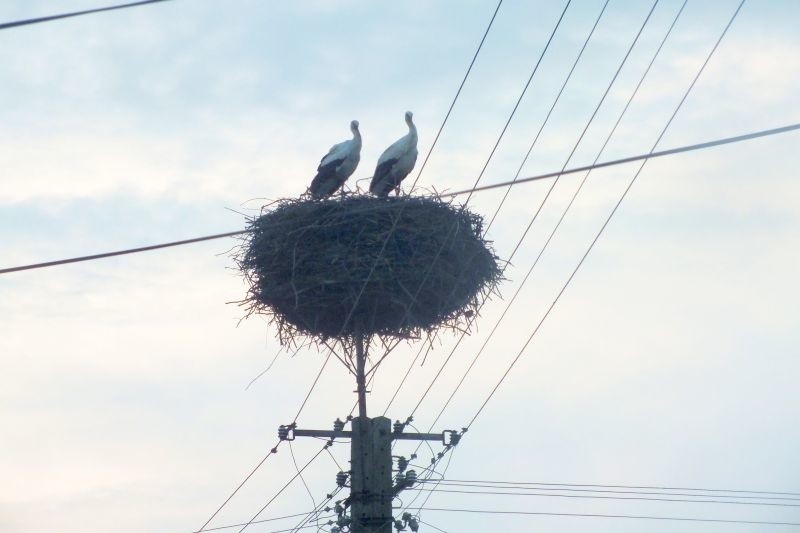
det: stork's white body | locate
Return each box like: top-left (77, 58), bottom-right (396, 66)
top-left (309, 121), bottom-right (362, 199)
top-left (369, 112), bottom-right (418, 197)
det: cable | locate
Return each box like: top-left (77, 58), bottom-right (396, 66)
top-left (289, 441), bottom-right (317, 511)
top-left (3, 122), bottom-right (797, 277)
top-left (0, 0), bottom-right (172, 31)
top-left (196, 351), bottom-right (333, 532)
top-left (383, 0), bottom-right (604, 418)
top-left (194, 511), bottom-right (335, 532)
top-left (237, 447), bottom-right (327, 533)
top-left (0, 230), bottom-right (247, 275)
top-left (195, 440), bottom-right (282, 533)
top-left (407, 487), bottom-right (800, 507)
top-left (484, 0), bottom-right (611, 233)
top-left (404, 0), bottom-right (504, 193)
top-left (421, 0), bottom-right (688, 437)
top-left (407, 0), bottom-right (660, 427)
top-left (417, 519), bottom-right (449, 533)
top-left (466, 0), bottom-right (747, 432)
top-left (415, 480), bottom-right (800, 500)
top-left (446, 121), bottom-right (800, 198)
top-left (289, 486), bottom-right (343, 533)
top-left (198, 516), bottom-right (336, 533)
top-left (458, 0), bottom-right (572, 206)
top-left (399, 507), bottom-right (800, 527)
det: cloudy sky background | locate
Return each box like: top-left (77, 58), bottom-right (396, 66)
top-left (1, 1), bottom-right (798, 532)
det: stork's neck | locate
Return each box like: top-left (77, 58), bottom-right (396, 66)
top-left (352, 127), bottom-right (362, 147)
top-left (406, 120), bottom-right (417, 143)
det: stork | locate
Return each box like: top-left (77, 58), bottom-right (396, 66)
top-left (369, 111), bottom-right (418, 197)
top-left (308, 120), bottom-right (362, 199)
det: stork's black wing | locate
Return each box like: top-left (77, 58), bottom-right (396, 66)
top-left (369, 158), bottom-right (398, 197)
top-left (309, 157), bottom-right (344, 199)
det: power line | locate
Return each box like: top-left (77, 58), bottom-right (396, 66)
top-left (383, 0), bottom-right (607, 418)
top-left (194, 511), bottom-right (334, 532)
top-left (387, 0), bottom-right (572, 377)
top-left (445, 121), bottom-right (800, 197)
top-left (408, 487), bottom-right (800, 507)
top-left (416, 479), bottom-right (800, 500)
top-left (195, 351), bottom-right (333, 532)
top-left (2, 123), bottom-right (797, 278)
top-left (458, 0), bottom-right (572, 206)
top-left (237, 447), bottom-right (327, 533)
top-left (465, 0), bottom-right (747, 432)
top-left (484, 0), bottom-right (611, 233)
top-left (0, 230), bottom-right (247, 275)
top-left (406, 0), bottom-right (660, 431)
top-left (402, 507), bottom-right (800, 527)
top-left (404, 0), bottom-right (504, 193)
top-left (0, 0), bottom-right (172, 31)
top-left (419, 0), bottom-right (689, 436)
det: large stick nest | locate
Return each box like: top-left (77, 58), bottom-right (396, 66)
top-left (236, 194), bottom-right (502, 345)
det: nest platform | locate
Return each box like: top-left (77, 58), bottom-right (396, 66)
top-left (237, 194), bottom-right (501, 344)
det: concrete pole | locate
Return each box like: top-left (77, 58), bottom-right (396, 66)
top-left (350, 416), bottom-right (393, 533)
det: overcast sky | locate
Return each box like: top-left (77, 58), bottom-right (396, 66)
top-left (1, 1), bottom-right (799, 532)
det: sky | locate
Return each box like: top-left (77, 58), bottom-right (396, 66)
top-left (1, 1), bottom-right (799, 532)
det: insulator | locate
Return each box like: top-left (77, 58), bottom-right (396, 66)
top-left (333, 418), bottom-right (345, 432)
top-left (404, 469), bottom-right (417, 487)
top-left (394, 519), bottom-right (404, 530)
top-left (394, 472), bottom-right (405, 486)
top-left (331, 527), bottom-right (340, 533)
top-left (277, 425), bottom-right (289, 441)
top-left (397, 456), bottom-right (408, 472)
top-left (408, 517), bottom-right (419, 532)
top-left (393, 420), bottom-right (404, 434)
top-left (449, 431), bottom-right (461, 446)
top-left (336, 471), bottom-right (348, 488)
top-left (334, 503), bottom-right (344, 515)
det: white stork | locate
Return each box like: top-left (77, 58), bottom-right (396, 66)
top-left (309, 120), bottom-right (362, 199)
top-left (369, 111), bottom-right (418, 197)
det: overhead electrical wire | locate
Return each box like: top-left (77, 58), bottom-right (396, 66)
top-left (236, 447), bottom-right (327, 533)
top-left (457, 0), bottom-right (572, 206)
top-left (0, 0), bottom-right (172, 31)
top-left (415, 479), bottom-right (800, 500)
top-left (381, 0), bottom-right (572, 383)
top-left (400, 507), bottom-right (800, 527)
top-left (465, 0), bottom-right (747, 433)
top-left (194, 511), bottom-right (335, 533)
top-left (383, 0), bottom-right (607, 417)
top-left (195, 351), bottom-right (333, 532)
top-left (407, 487), bottom-right (800, 507)
top-left (405, 0), bottom-right (660, 429)
top-left (484, 0), bottom-right (611, 233)
top-left (410, 1), bottom-right (746, 522)
top-left (198, 516), bottom-right (336, 533)
top-left (419, 0), bottom-right (688, 438)
top-left (2, 123), bottom-right (797, 277)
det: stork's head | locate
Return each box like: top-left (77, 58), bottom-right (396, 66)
top-left (404, 111), bottom-right (414, 125)
top-left (350, 120), bottom-right (360, 132)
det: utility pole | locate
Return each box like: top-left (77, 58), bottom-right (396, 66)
top-left (278, 333), bottom-right (460, 532)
